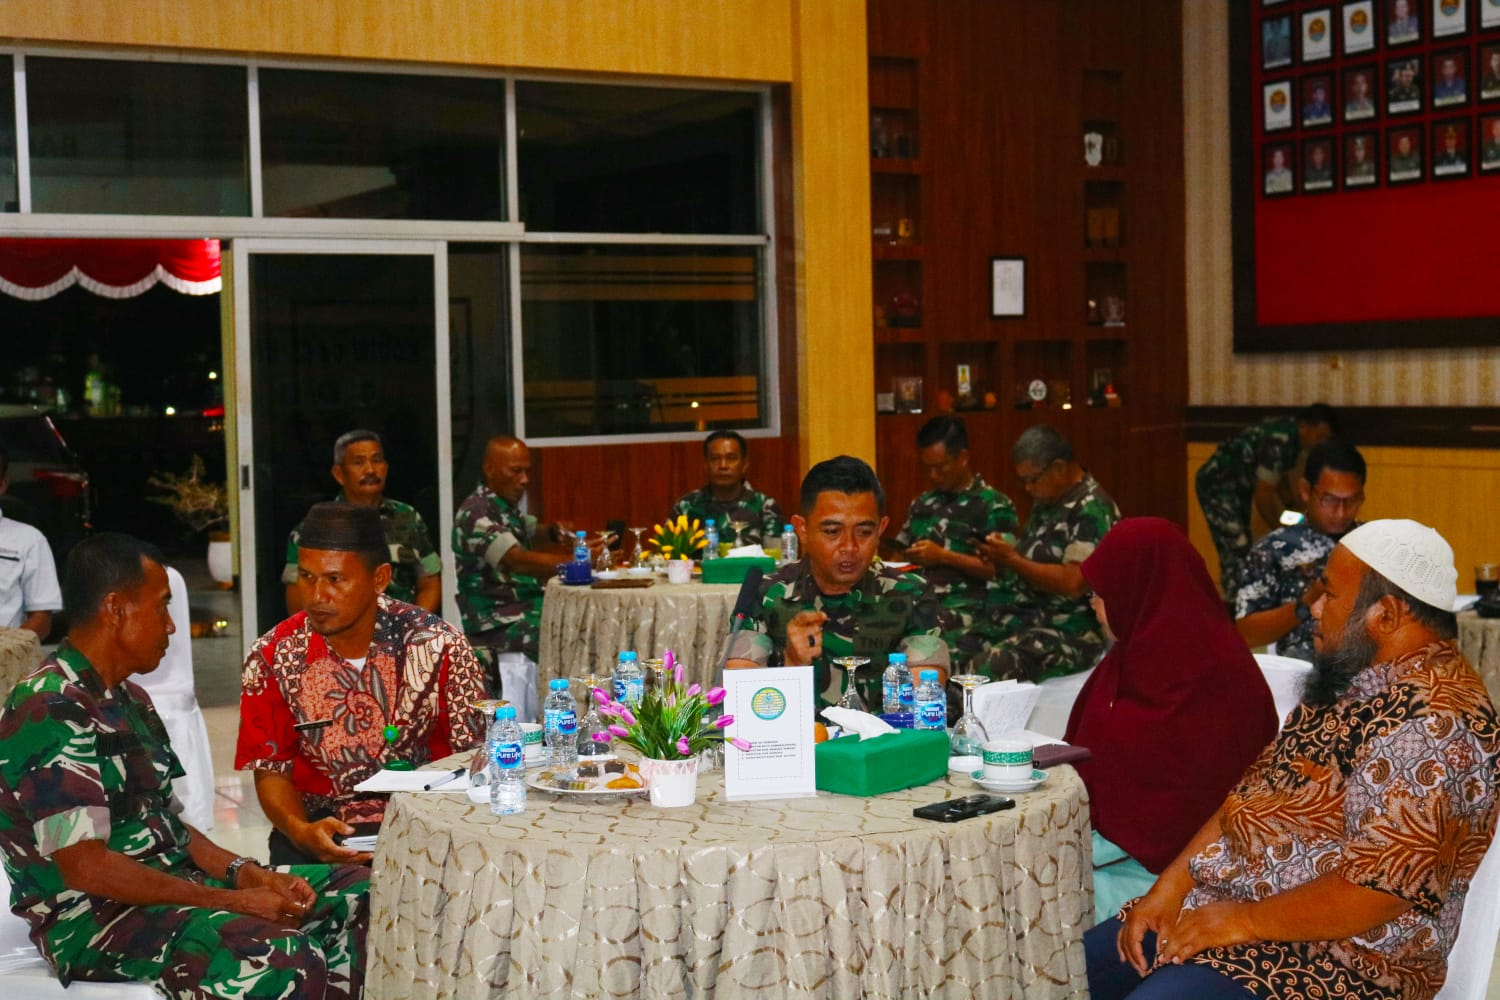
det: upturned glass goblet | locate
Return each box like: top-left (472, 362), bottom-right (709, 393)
top-left (831, 656), bottom-right (872, 712)
top-left (630, 526), bottom-right (650, 567)
top-left (571, 672), bottom-right (612, 758)
top-left (948, 673), bottom-right (991, 757)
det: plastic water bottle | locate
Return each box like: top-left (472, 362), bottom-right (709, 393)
top-left (883, 652), bottom-right (913, 714)
top-left (573, 530), bottom-right (590, 565)
top-left (780, 524), bottom-right (798, 565)
top-left (543, 678), bottom-right (579, 766)
top-left (487, 706), bottom-right (526, 815)
top-left (914, 669), bottom-right (945, 731)
top-left (612, 650), bottom-right (644, 707)
top-left (703, 519), bottom-right (719, 560)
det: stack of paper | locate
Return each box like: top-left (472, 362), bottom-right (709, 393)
top-left (970, 679), bottom-right (1041, 739)
top-left (353, 769), bottom-right (471, 793)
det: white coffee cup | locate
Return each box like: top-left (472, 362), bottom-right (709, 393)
top-left (665, 560), bottom-right (692, 584)
top-left (520, 722), bottom-right (544, 762)
top-left (982, 738), bottom-right (1032, 781)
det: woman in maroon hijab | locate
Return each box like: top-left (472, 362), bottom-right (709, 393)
top-left (1066, 517), bottom-right (1277, 919)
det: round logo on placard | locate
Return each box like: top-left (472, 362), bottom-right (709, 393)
top-left (1308, 17), bottom-right (1327, 40)
top-left (751, 687), bottom-right (786, 721)
top-left (1441, 0), bottom-right (1459, 14)
top-left (1350, 9), bottom-right (1369, 31)
top-left (1269, 89), bottom-right (1288, 113)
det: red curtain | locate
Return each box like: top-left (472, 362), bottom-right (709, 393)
top-left (0, 238), bottom-right (221, 300)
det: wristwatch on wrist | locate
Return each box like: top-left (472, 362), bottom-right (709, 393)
top-left (225, 855), bottom-right (259, 888)
top-left (1294, 597), bottom-right (1312, 623)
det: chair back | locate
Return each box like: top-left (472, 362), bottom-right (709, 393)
top-left (1435, 830), bottom-right (1500, 999)
top-left (1252, 653), bottom-right (1314, 731)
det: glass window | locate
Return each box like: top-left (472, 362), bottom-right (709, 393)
top-left (0, 56), bottom-right (14, 212)
top-left (520, 245), bottom-right (765, 438)
top-left (259, 69), bottom-right (505, 221)
top-left (27, 57), bottom-right (249, 215)
top-left (448, 243), bottom-right (514, 489)
top-left (517, 82), bottom-right (760, 234)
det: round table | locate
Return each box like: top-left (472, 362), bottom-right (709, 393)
top-left (0, 627), bottom-right (43, 702)
top-left (1457, 610), bottom-right (1500, 706)
top-left (537, 576), bottom-right (739, 695)
top-left (366, 763), bottom-right (1092, 999)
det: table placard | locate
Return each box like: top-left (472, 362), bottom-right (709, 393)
top-left (723, 666), bottom-right (817, 800)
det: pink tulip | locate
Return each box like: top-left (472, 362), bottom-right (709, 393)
top-left (686, 683), bottom-right (701, 698)
top-left (674, 661), bottom-right (684, 685)
top-left (714, 715), bottom-right (735, 728)
top-left (730, 737), bottom-right (751, 752)
top-left (592, 688), bottom-right (611, 707)
top-left (666, 693), bottom-right (677, 708)
top-left (608, 724), bottom-right (630, 738)
top-left (676, 737), bottom-right (691, 755)
top-left (706, 687), bottom-right (726, 706)
top-left (619, 707), bottom-right (637, 726)
top-left (663, 650), bottom-right (676, 676)
top-left (592, 731), bottom-right (613, 742)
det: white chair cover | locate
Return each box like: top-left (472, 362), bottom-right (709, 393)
top-left (496, 652), bottom-right (539, 723)
top-left (131, 567), bottom-right (215, 831)
top-left (1252, 653), bottom-right (1314, 731)
top-left (1435, 825), bottom-right (1500, 999)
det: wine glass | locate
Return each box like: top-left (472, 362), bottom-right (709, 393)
top-left (830, 656), bottom-right (871, 711)
top-left (571, 672), bottom-right (611, 758)
top-left (948, 674), bottom-right (991, 757)
top-left (642, 657), bottom-right (666, 696)
top-left (591, 530), bottom-right (614, 572)
top-left (630, 526), bottom-right (650, 567)
top-left (726, 518), bottom-right (751, 551)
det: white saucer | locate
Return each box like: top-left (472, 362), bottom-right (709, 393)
top-left (970, 768), bottom-right (1047, 793)
top-left (948, 755), bottom-right (981, 775)
top-left (625, 567), bottom-right (653, 577)
top-left (595, 570), bottom-right (621, 580)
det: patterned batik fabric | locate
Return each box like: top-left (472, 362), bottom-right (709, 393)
top-left (452, 482), bottom-right (546, 659)
top-left (725, 559), bottom-right (952, 704)
top-left (281, 493), bottom-right (441, 606)
top-left (0, 645), bottom-right (369, 997)
top-left (1182, 641), bottom-right (1500, 1000)
top-left (975, 473), bottom-right (1121, 681)
top-left (236, 596), bottom-right (487, 827)
top-left (1233, 521), bottom-right (1344, 660)
top-left (1194, 416), bottom-right (1301, 597)
top-left (670, 481), bottom-right (785, 548)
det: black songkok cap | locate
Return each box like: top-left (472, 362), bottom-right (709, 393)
top-left (299, 502), bottom-right (387, 565)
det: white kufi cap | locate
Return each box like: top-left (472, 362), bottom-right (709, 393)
top-left (1339, 518), bottom-right (1458, 612)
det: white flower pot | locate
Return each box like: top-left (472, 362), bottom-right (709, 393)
top-left (206, 534), bottom-right (233, 587)
top-left (639, 755), bottom-right (699, 808)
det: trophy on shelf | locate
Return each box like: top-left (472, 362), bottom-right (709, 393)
top-left (1102, 294), bottom-right (1126, 327)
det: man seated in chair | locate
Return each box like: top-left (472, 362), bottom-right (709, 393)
top-left (724, 455), bottom-right (949, 703)
top-left (670, 430), bottom-right (784, 549)
top-left (238, 503), bottom-right (487, 866)
top-left (1087, 519), bottom-right (1499, 1000)
top-left (0, 533), bottom-right (369, 998)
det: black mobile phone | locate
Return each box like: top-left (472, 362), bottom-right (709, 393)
top-left (913, 794), bottom-right (1016, 823)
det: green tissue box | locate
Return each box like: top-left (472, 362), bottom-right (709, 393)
top-left (701, 556), bottom-right (777, 584)
top-left (814, 729), bottom-right (949, 796)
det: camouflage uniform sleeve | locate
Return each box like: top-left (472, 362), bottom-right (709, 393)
top-left (1253, 423), bottom-right (1293, 483)
top-left (1060, 491), bottom-right (1119, 565)
top-left (281, 523), bottom-right (303, 586)
top-left (440, 632), bottom-right (488, 751)
top-left (670, 493), bottom-right (693, 524)
top-left (461, 508), bottom-right (524, 570)
top-left (986, 491), bottom-right (1020, 537)
top-left (10, 694), bottom-right (114, 856)
top-left (410, 510), bottom-right (443, 578)
top-left (893, 497), bottom-right (919, 549)
top-left (724, 631), bottom-right (773, 665)
top-left (761, 494), bottom-right (785, 542)
top-left (233, 639), bottom-right (297, 775)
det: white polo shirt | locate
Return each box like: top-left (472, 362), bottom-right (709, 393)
top-left (0, 509), bottom-right (63, 629)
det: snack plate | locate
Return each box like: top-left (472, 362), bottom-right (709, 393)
top-left (527, 760), bottom-right (647, 796)
top-left (970, 768), bottom-right (1047, 793)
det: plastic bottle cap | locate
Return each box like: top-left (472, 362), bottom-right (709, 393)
top-left (495, 705), bottom-right (517, 720)
top-left (783, 524), bottom-right (794, 531)
top-left (919, 669), bottom-right (938, 681)
top-left (889, 653), bottom-right (907, 664)
top-left (619, 651), bottom-right (638, 662)
top-left (549, 678), bottom-right (567, 691)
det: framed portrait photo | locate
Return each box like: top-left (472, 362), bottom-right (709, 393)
top-left (1342, 0), bottom-right (1378, 52)
top-left (1431, 0), bottom-right (1468, 35)
top-left (1264, 79), bottom-right (1294, 130)
top-left (1302, 137), bottom-right (1337, 191)
top-left (1263, 15), bottom-right (1295, 69)
top-left (1301, 8), bottom-right (1335, 60)
top-left (1479, 113), bottom-right (1500, 171)
top-left (1263, 142), bottom-right (1297, 196)
top-left (1387, 125), bottom-right (1424, 183)
top-left (1431, 49), bottom-right (1469, 107)
top-left (1480, 44), bottom-right (1500, 102)
top-left (1387, 0), bottom-right (1423, 43)
top-left (1301, 74), bottom-right (1335, 125)
top-left (1431, 118), bottom-right (1470, 177)
top-left (989, 257), bottom-right (1025, 318)
top-left (1386, 55), bottom-right (1424, 115)
top-left (1343, 64), bottom-right (1378, 120)
top-left (1343, 130), bottom-right (1380, 187)
top-left (1484, 0), bottom-right (1500, 27)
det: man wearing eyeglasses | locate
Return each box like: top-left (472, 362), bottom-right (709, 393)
top-left (1234, 440), bottom-right (1366, 661)
top-left (974, 425), bottom-right (1121, 681)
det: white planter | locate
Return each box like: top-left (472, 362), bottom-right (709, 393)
top-left (639, 755), bottom-right (700, 808)
top-left (206, 535), bottom-right (233, 587)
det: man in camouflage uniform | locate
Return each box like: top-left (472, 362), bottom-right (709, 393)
top-left (726, 455), bottom-right (950, 706)
top-left (670, 430), bottom-right (784, 549)
top-left (1195, 404), bottom-right (1337, 598)
top-left (886, 416), bottom-right (1018, 673)
top-left (0, 533), bottom-right (368, 998)
top-left (454, 435), bottom-right (592, 691)
top-left (283, 428), bottom-right (441, 613)
top-left (976, 425), bottom-right (1121, 682)
top-left (1234, 439), bottom-right (1366, 661)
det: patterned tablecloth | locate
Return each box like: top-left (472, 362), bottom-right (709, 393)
top-left (0, 627), bottom-right (43, 702)
top-left (538, 576), bottom-right (739, 693)
top-left (366, 763), bottom-right (1092, 999)
top-left (1458, 610), bottom-right (1500, 706)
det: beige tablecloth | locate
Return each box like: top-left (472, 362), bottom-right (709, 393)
top-left (538, 576), bottom-right (739, 693)
top-left (1458, 610), bottom-right (1500, 706)
top-left (366, 764), bottom-right (1092, 999)
top-left (0, 627), bottom-right (43, 702)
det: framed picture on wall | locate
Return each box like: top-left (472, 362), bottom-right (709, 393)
top-left (1433, 49), bottom-right (1469, 106)
top-left (1344, 130), bottom-right (1380, 185)
top-left (1387, 125), bottom-right (1425, 182)
top-left (1479, 113), bottom-right (1500, 170)
top-left (1302, 74), bottom-right (1335, 124)
top-left (1480, 44), bottom-right (1500, 100)
top-left (1264, 79), bottom-right (1294, 129)
top-left (1263, 15), bottom-right (1295, 68)
top-left (1386, 55), bottom-right (1424, 114)
top-left (1432, 118), bottom-right (1470, 176)
top-left (1264, 142), bottom-right (1297, 194)
top-left (1387, 0), bottom-right (1423, 43)
top-left (1484, 0), bottom-right (1500, 27)
top-left (1302, 8), bottom-right (1336, 59)
top-left (1343, 0), bottom-right (1378, 51)
top-left (1432, 0), bottom-right (1468, 36)
top-left (1302, 137), bottom-right (1337, 190)
top-left (989, 257), bottom-right (1025, 318)
top-left (1344, 64), bottom-right (1378, 118)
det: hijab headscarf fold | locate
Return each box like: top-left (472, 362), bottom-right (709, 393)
top-left (1065, 517), bottom-right (1277, 872)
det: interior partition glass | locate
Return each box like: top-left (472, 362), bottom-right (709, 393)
top-left (447, 243), bottom-right (513, 491)
top-left (520, 244), bottom-right (764, 438)
top-left (26, 57), bottom-right (249, 215)
top-left (516, 81), bottom-right (760, 234)
top-left (0, 56), bottom-right (15, 212)
top-left (258, 69), bottom-right (505, 221)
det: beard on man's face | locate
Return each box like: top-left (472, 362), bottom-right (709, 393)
top-left (1304, 608), bottom-right (1379, 707)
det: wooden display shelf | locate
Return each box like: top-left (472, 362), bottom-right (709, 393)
top-left (873, 243), bottom-right (924, 260)
top-left (875, 326), bottom-right (926, 344)
top-left (872, 157), bottom-right (924, 174)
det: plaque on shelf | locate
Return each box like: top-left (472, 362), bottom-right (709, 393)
top-left (876, 392), bottom-right (896, 413)
top-left (1103, 295), bottom-right (1126, 327)
top-left (894, 376), bottom-right (924, 413)
top-left (1027, 379), bottom-right (1048, 402)
top-left (956, 364), bottom-right (973, 397)
top-left (1084, 131), bottom-right (1104, 166)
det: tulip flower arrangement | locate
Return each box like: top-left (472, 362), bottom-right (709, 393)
top-left (592, 650), bottom-right (750, 760)
top-left (649, 514), bottom-right (705, 560)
